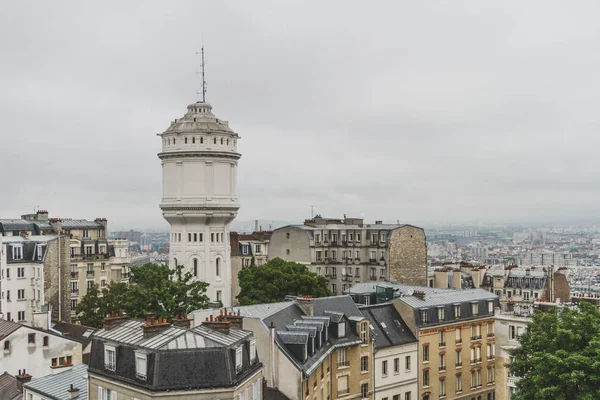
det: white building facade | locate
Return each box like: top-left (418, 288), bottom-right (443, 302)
top-left (494, 309), bottom-right (529, 400)
top-left (158, 101), bottom-right (241, 307)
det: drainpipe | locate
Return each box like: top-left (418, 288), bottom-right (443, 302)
top-left (372, 340), bottom-right (376, 400)
top-left (58, 235), bottom-right (62, 321)
top-left (269, 321), bottom-right (276, 388)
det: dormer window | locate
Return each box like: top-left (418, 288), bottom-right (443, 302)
top-left (36, 244), bottom-right (45, 260)
top-left (135, 352), bottom-right (147, 380)
top-left (421, 310), bottom-right (429, 324)
top-left (235, 346), bottom-right (243, 373)
top-left (338, 322), bottom-right (346, 338)
top-left (471, 303), bottom-right (479, 316)
top-left (250, 339), bottom-right (257, 364)
top-left (454, 305), bottom-right (461, 319)
top-left (12, 245), bottom-right (23, 260)
top-left (104, 345), bottom-right (116, 371)
top-left (242, 244), bottom-right (249, 255)
top-left (488, 301), bottom-right (494, 313)
top-left (360, 322), bottom-right (368, 344)
top-left (437, 307), bottom-right (445, 321)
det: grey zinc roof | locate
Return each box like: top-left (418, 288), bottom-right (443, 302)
top-left (0, 319), bottom-right (22, 339)
top-left (94, 320), bottom-right (193, 350)
top-left (233, 301), bottom-right (295, 320)
top-left (61, 220), bottom-right (104, 230)
top-left (24, 364), bottom-right (88, 400)
top-left (347, 281), bottom-right (447, 296)
top-left (0, 219), bottom-right (35, 230)
top-left (2, 235), bottom-right (59, 244)
top-left (399, 288), bottom-right (497, 309)
top-left (193, 326), bottom-right (251, 346)
top-left (313, 295), bottom-right (363, 318)
top-left (286, 325), bottom-right (317, 337)
top-left (278, 331), bottom-right (309, 345)
top-left (290, 223), bottom-right (407, 231)
top-left (0, 372), bottom-right (20, 400)
top-left (360, 304), bottom-right (416, 348)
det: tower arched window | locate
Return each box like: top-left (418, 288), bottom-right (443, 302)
top-left (192, 137), bottom-right (195, 144)
top-left (168, 138), bottom-right (170, 145)
top-left (185, 137), bottom-right (188, 144)
top-left (193, 259), bottom-right (198, 277)
top-left (227, 138), bottom-right (229, 145)
top-left (173, 257), bottom-right (178, 267)
top-left (221, 138), bottom-right (223, 145)
top-left (173, 139), bottom-right (176, 145)
top-left (214, 137), bottom-right (217, 144)
top-left (200, 137), bottom-right (204, 144)
top-left (216, 258), bottom-right (221, 277)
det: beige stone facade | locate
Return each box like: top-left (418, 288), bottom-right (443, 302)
top-left (230, 231), bottom-right (271, 305)
top-left (269, 217), bottom-right (427, 294)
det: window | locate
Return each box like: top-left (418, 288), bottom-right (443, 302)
top-left (440, 378), bottom-right (446, 396)
top-left (360, 322), bottom-right (368, 344)
top-left (192, 137), bottom-right (195, 144)
top-left (456, 349), bottom-right (462, 366)
top-left (3, 341), bottom-right (9, 351)
top-left (101, 279), bottom-right (106, 288)
top-left (423, 369), bottom-right (430, 386)
top-left (235, 346), bottom-right (243, 372)
top-left (405, 393), bottom-right (411, 400)
top-left (471, 303), bottom-right (479, 316)
top-left (6, 290), bottom-right (9, 301)
top-left (188, 232), bottom-right (192, 242)
top-left (43, 336), bottom-right (49, 346)
top-left (488, 301), bottom-right (494, 313)
top-left (456, 374), bottom-right (462, 392)
top-left (440, 353), bottom-right (446, 371)
top-left (71, 282), bottom-right (78, 293)
top-left (315, 233), bottom-right (321, 243)
top-left (316, 251), bottom-right (322, 262)
top-left (18, 289), bottom-right (25, 300)
top-left (214, 137), bottom-right (217, 144)
top-left (509, 325), bottom-right (517, 340)
top-left (211, 233), bottom-right (215, 242)
top-left (97, 387), bottom-right (116, 400)
top-left (101, 263), bottom-right (105, 271)
top-left (370, 250), bottom-right (376, 260)
top-left (393, 357), bottom-right (400, 373)
top-left (18, 311), bottom-right (25, 321)
top-left (423, 345), bottom-right (429, 362)
top-left (193, 259), bottom-right (198, 276)
top-left (371, 233), bottom-right (377, 243)
top-left (216, 290), bottom-right (222, 303)
top-left (382, 360), bottom-right (388, 376)
top-left (338, 375), bottom-right (349, 395)
top-left (28, 333), bottom-right (35, 344)
top-left (337, 348), bottom-right (348, 367)
top-left (360, 355), bottom-right (368, 372)
top-left (5, 268), bottom-right (9, 279)
top-left (250, 339), bottom-right (257, 363)
top-left (421, 310), bottom-right (428, 323)
top-left (360, 383), bottom-right (368, 399)
top-left (338, 321), bottom-right (345, 337)
top-left (255, 244), bottom-right (262, 254)
top-left (87, 280), bottom-right (94, 290)
top-left (12, 245), bottom-right (23, 260)
top-left (216, 258), bottom-right (221, 277)
top-left (487, 366), bottom-right (495, 383)
top-left (17, 267), bottom-right (25, 278)
top-left (523, 291), bottom-right (530, 301)
top-left (405, 355), bottom-right (411, 370)
top-left (455, 305), bottom-right (461, 319)
top-left (135, 353), bottom-right (147, 380)
top-left (242, 244), bottom-right (250, 255)
top-left (36, 244), bottom-right (44, 260)
top-left (71, 299), bottom-right (78, 309)
top-left (455, 327), bottom-right (462, 343)
top-left (105, 345), bottom-right (116, 371)
top-left (356, 234), bottom-right (362, 242)
top-left (440, 330), bottom-right (446, 346)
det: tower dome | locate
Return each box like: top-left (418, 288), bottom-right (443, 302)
top-left (158, 101), bottom-right (241, 307)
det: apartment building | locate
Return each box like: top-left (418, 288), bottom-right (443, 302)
top-left (269, 216), bottom-right (427, 295)
top-left (230, 231), bottom-right (271, 305)
top-left (0, 210), bottom-right (131, 321)
top-left (0, 318), bottom-right (84, 380)
top-left (192, 295), bottom-right (374, 400)
top-left (394, 289), bottom-right (499, 400)
top-left (88, 314), bottom-right (262, 399)
top-left (360, 303), bottom-right (418, 400)
top-left (0, 231), bottom-right (70, 323)
top-left (23, 364), bottom-right (88, 400)
top-left (493, 309), bottom-right (529, 400)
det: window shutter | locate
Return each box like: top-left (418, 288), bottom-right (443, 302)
top-left (98, 387), bottom-right (103, 400)
top-left (111, 391), bottom-right (117, 400)
top-left (258, 380), bottom-right (261, 400)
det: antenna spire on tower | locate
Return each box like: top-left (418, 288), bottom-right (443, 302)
top-left (196, 46), bottom-right (207, 102)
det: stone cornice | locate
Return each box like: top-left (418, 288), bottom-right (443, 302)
top-left (157, 151), bottom-right (241, 161)
top-left (160, 205), bottom-right (240, 212)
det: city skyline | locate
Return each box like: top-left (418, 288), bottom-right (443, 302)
top-left (2, 1), bottom-right (600, 230)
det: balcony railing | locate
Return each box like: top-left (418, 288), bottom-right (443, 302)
top-left (86, 271), bottom-right (95, 277)
top-left (439, 365), bottom-right (446, 371)
top-left (71, 289), bottom-right (79, 294)
top-left (455, 362), bottom-right (462, 367)
top-left (337, 360), bottom-right (350, 367)
top-left (456, 339), bottom-right (462, 345)
top-left (70, 272), bottom-right (79, 279)
top-left (487, 333), bottom-right (495, 338)
top-left (470, 335), bottom-right (482, 341)
top-left (439, 342), bottom-right (446, 347)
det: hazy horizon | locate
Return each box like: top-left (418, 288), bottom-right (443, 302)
top-left (2, 1), bottom-right (600, 230)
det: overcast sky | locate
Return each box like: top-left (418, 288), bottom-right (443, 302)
top-left (2, 1), bottom-right (600, 231)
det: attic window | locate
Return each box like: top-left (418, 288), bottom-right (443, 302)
top-left (250, 339), bottom-right (257, 364)
top-left (235, 346), bottom-right (243, 373)
top-left (421, 310), bottom-right (429, 323)
top-left (471, 303), bottom-right (479, 316)
top-left (12, 245), bottom-right (23, 260)
top-left (135, 352), bottom-right (147, 380)
top-left (104, 345), bottom-right (116, 371)
top-left (488, 301), bottom-right (494, 313)
top-left (338, 321), bottom-right (346, 338)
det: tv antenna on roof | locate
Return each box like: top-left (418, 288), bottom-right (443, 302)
top-left (196, 46), bottom-right (207, 102)
top-left (309, 205), bottom-right (317, 219)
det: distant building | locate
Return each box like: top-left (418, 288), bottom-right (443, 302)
top-left (88, 314), bottom-right (262, 399)
top-left (230, 231), bottom-right (272, 305)
top-left (269, 216), bottom-right (427, 295)
top-left (23, 363), bottom-right (88, 400)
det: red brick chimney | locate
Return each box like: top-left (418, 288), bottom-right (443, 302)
top-left (202, 311), bottom-right (231, 334)
top-left (102, 313), bottom-right (129, 330)
top-left (172, 314), bottom-right (193, 329)
top-left (142, 316), bottom-right (171, 339)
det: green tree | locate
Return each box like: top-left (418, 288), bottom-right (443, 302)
top-left (75, 281), bottom-right (129, 328)
top-left (127, 263), bottom-right (210, 319)
top-left (508, 302), bottom-right (600, 400)
top-left (237, 257), bottom-right (331, 305)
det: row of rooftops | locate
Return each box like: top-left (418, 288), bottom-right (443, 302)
top-left (0, 210), bottom-right (107, 236)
